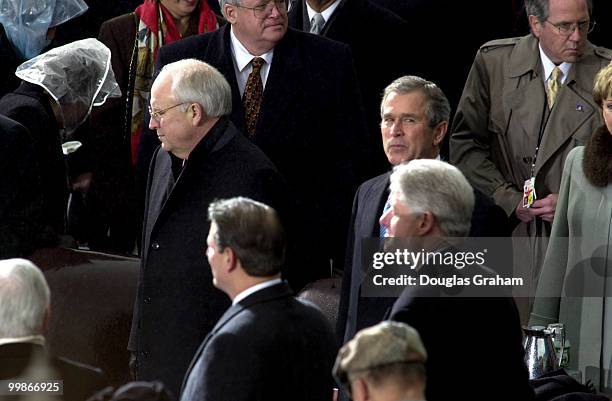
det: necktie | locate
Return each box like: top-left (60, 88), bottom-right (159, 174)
top-left (546, 66), bottom-right (563, 109)
top-left (379, 194), bottom-right (392, 239)
top-left (310, 13), bottom-right (325, 34)
top-left (242, 57), bottom-right (264, 137)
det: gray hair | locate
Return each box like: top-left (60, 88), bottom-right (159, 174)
top-left (208, 197), bottom-right (285, 276)
top-left (390, 159), bottom-right (474, 237)
top-left (525, 0), bottom-right (592, 22)
top-left (380, 75), bottom-right (451, 129)
top-left (0, 258), bottom-right (50, 338)
top-left (158, 59), bottom-right (232, 118)
top-left (219, 0), bottom-right (241, 18)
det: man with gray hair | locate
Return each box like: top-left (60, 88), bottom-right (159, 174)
top-left (180, 197), bottom-right (337, 401)
top-left (137, 0), bottom-right (370, 289)
top-left (384, 159), bottom-right (532, 401)
top-left (450, 0), bottom-right (611, 319)
top-left (0, 258), bottom-right (106, 401)
top-left (130, 59), bottom-right (287, 395)
top-left (333, 321), bottom-right (428, 401)
top-left (337, 75), bottom-right (509, 347)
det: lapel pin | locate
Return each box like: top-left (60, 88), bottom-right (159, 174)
top-left (576, 104), bottom-right (584, 112)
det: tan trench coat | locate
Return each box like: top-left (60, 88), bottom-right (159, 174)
top-left (450, 34), bottom-right (611, 318)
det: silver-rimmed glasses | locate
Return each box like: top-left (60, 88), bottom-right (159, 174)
top-left (545, 20), bottom-right (596, 36)
top-left (234, 0), bottom-right (287, 19)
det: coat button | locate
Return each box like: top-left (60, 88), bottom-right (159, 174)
top-left (151, 242), bottom-right (160, 250)
top-left (142, 350), bottom-right (149, 358)
top-left (522, 156), bottom-right (533, 164)
top-left (144, 297), bottom-right (152, 304)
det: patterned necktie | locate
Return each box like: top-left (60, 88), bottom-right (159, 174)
top-left (546, 66), bottom-right (563, 109)
top-left (242, 57), bottom-right (264, 137)
top-left (379, 193), bottom-right (392, 239)
top-left (310, 13), bottom-right (325, 34)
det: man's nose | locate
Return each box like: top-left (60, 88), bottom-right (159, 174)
top-left (149, 116), bottom-right (159, 130)
top-left (568, 25), bottom-right (584, 42)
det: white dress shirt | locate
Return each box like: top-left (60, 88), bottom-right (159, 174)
top-left (230, 28), bottom-right (274, 97)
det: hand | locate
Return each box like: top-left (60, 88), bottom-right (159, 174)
top-left (515, 193), bottom-right (558, 223)
top-left (71, 172), bottom-right (93, 194)
top-left (529, 193), bottom-right (558, 222)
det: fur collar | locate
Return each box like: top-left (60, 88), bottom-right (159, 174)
top-left (582, 125), bottom-right (612, 187)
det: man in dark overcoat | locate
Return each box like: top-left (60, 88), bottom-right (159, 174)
top-left (129, 59), bottom-right (287, 397)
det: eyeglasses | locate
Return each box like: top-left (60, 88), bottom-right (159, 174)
top-left (545, 20), bottom-right (595, 36)
top-left (148, 102), bottom-right (188, 122)
top-left (233, 0), bottom-right (287, 19)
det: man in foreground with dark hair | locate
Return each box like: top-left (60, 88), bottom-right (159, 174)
top-left (180, 197), bottom-right (337, 401)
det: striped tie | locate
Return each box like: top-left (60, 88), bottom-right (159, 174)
top-left (379, 194), bottom-right (392, 238)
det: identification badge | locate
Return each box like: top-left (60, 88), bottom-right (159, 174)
top-left (522, 177), bottom-right (536, 208)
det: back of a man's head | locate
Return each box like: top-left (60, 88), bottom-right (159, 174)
top-left (0, 258), bottom-right (50, 338)
top-left (334, 321), bottom-right (427, 401)
top-left (208, 197), bottom-right (285, 277)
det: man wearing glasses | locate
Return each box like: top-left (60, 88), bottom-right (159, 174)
top-left (143, 0), bottom-right (369, 290)
top-left (450, 0), bottom-right (611, 321)
top-left (129, 58), bottom-right (287, 396)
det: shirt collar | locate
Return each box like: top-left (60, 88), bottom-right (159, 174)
top-left (538, 44), bottom-right (572, 84)
top-left (230, 27), bottom-right (274, 72)
top-left (232, 277), bottom-right (283, 305)
top-left (306, 0), bottom-right (340, 25)
top-left (0, 335), bottom-right (46, 347)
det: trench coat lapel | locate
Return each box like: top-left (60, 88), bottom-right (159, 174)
top-left (535, 58), bottom-right (597, 175)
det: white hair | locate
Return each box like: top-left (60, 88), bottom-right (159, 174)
top-left (157, 59), bottom-right (232, 118)
top-left (390, 159), bottom-right (475, 237)
top-left (0, 258), bottom-right (50, 338)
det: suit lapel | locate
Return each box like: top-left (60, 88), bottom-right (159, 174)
top-left (145, 148), bottom-right (174, 241)
top-left (206, 26), bottom-right (246, 132)
top-left (359, 173), bottom-right (391, 238)
top-left (256, 29), bottom-right (302, 140)
top-left (534, 62), bottom-right (597, 175)
top-left (180, 282), bottom-right (292, 393)
top-left (505, 73), bottom-right (546, 156)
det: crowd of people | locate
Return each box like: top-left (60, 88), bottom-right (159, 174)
top-left (0, 0), bottom-right (611, 400)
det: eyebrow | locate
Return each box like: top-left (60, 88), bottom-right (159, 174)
top-left (382, 112), bottom-right (421, 119)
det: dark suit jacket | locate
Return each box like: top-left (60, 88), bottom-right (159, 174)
top-left (0, 82), bottom-right (67, 244)
top-left (129, 118), bottom-right (288, 397)
top-left (288, 0), bottom-right (415, 175)
top-left (0, 24), bottom-right (23, 99)
top-left (139, 25), bottom-right (369, 283)
top-left (388, 261), bottom-right (534, 401)
top-left (0, 115), bottom-right (43, 258)
top-left (0, 342), bottom-right (107, 401)
top-left (336, 170), bottom-right (511, 344)
top-left (180, 282), bottom-right (337, 401)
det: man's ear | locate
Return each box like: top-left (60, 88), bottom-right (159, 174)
top-left (432, 121), bottom-right (448, 147)
top-left (417, 211), bottom-right (436, 236)
top-left (190, 103), bottom-right (206, 126)
top-left (351, 377), bottom-right (370, 401)
top-left (529, 15), bottom-right (543, 38)
top-left (42, 306), bottom-right (51, 334)
top-left (224, 247), bottom-right (239, 272)
top-left (224, 4), bottom-right (238, 24)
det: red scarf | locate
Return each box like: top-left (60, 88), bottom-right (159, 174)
top-left (136, 0), bottom-right (217, 45)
